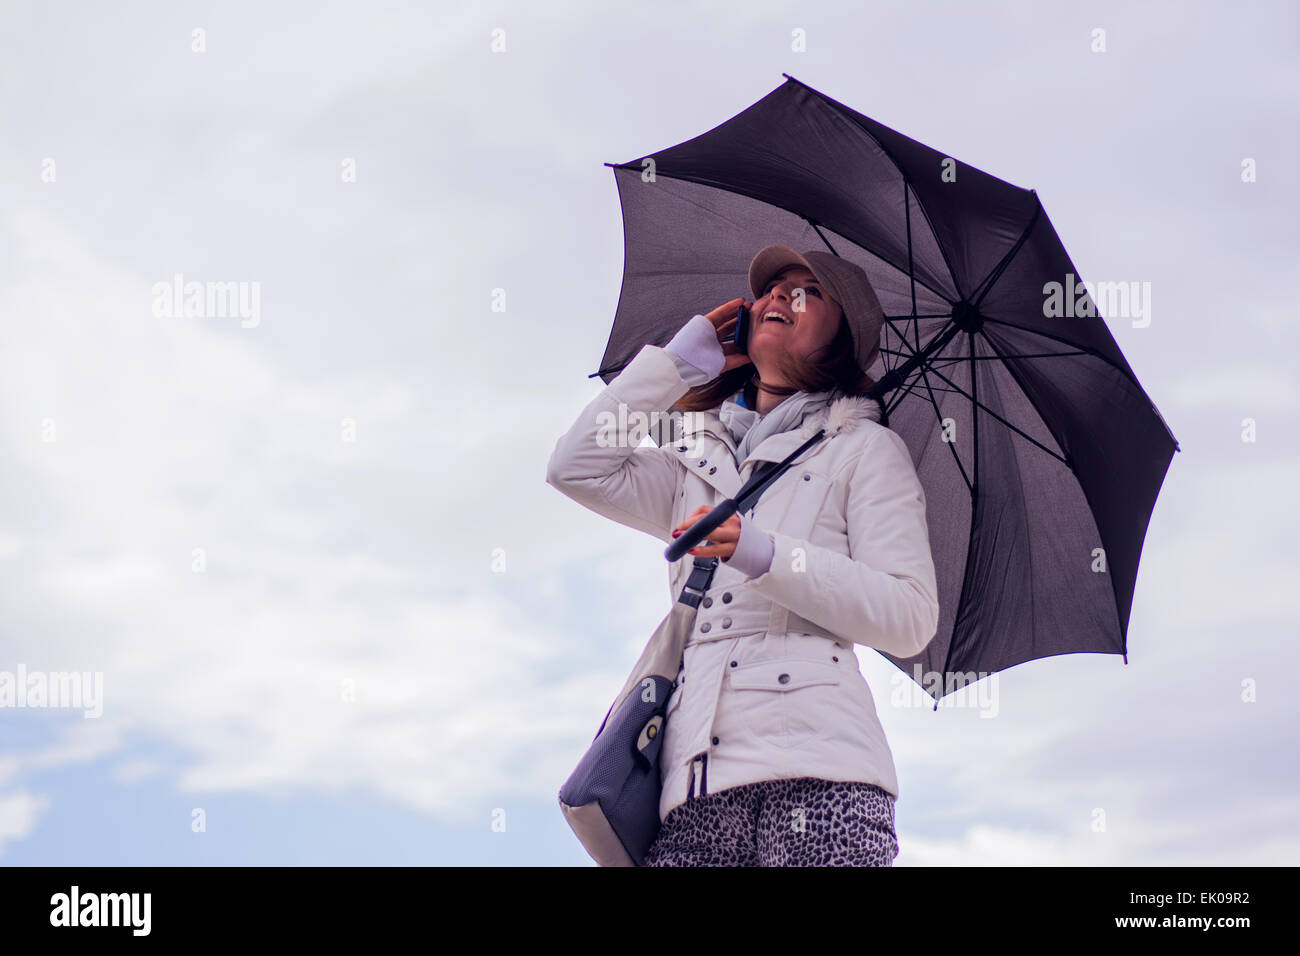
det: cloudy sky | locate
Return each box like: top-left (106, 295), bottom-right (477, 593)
top-left (1, 0), bottom-right (1297, 866)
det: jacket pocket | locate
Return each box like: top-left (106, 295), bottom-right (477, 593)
top-left (727, 658), bottom-right (842, 749)
top-left (749, 468), bottom-right (834, 548)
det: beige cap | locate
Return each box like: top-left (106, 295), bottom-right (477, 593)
top-left (747, 244), bottom-right (885, 377)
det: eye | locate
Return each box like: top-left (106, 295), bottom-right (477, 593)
top-left (764, 281), bottom-right (820, 296)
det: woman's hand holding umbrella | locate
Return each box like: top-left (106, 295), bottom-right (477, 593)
top-left (673, 505), bottom-right (740, 559)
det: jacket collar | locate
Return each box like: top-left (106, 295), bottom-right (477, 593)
top-left (742, 391), bottom-right (884, 466)
top-left (668, 392), bottom-right (884, 499)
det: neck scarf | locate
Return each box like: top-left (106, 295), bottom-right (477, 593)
top-left (717, 387), bottom-right (838, 467)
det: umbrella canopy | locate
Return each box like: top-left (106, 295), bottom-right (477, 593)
top-left (593, 74), bottom-right (1179, 705)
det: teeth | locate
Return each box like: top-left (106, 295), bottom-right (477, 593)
top-left (763, 311), bottom-right (793, 325)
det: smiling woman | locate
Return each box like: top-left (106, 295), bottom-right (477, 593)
top-left (672, 257), bottom-right (884, 419)
top-left (547, 242), bottom-right (940, 867)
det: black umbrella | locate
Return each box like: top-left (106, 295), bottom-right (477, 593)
top-left (591, 74), bottom-right (1179, 706)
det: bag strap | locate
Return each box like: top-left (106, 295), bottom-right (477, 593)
top-left (676, 428), bottom-right (828, 607)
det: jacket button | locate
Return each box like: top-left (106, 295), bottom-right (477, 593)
top-left (702, 597), bottom-right (713, 608)
top-left (678, 445), bottom-right (687, 452)
top-left (721, 617), bottom-right (731, 628)
top-left (698, 460), bottom-right (706, 467)
top-left (803, 473), bottom-right (811, 481)
top-left (708, 466), bottom-right (716, 474)
top-left (778, 673), bottom-right (790, 684)
top-left (729, 660), bottom-right (737, 667)
top-left (832, 656), bottom-right (839, 662)
top-left (722, 592), bottom-right (732, 603)
top-left (711, 736), bottom-right (719, 745)
top-left (700, 622), bottom-right (711, 633)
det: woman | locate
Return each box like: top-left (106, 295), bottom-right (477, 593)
top-left (547, 244), bottom-right (940, 866)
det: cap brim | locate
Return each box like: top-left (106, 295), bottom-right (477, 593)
top-left (748, 244), bottom-right (815, 299)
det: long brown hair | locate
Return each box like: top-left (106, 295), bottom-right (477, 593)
top-left (671, 312), bottom-right (878, 415)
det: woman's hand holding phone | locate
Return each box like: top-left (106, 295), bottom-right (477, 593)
top-left (702, 297), bottom-right (754, 375)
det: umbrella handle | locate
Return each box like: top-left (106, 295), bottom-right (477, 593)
top-left (663, 429), bottom-right (826, 563)
top-left (664, 499), bottom-right (739, 563)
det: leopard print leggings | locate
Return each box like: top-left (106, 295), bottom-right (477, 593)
top-left (644, 776), bottom-right (899, 867)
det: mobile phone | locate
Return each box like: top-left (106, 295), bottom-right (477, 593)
top-left (733, 302), bottom-right (750, 355)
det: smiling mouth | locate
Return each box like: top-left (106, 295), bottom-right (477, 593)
top-left (762, 311), bottom-right (794, 326)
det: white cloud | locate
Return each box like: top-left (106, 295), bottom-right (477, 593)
top-left (0, 150), bottom-right (631, 828)
top-left (0, 791), bottom-right (49, 857)
top-left (900, 824), bottom-right (1104, 867)
top-left (1161, 364), bottom-right (1300, 412)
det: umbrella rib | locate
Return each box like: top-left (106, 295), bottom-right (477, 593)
top-left (975, 316), bottom-right (1146, 391)
top-left (883, 371), bottom-right (973, 394)
top-left (887, 377), bottom-right (975, 498)
top-left (870, 319), bottom-right (975, 490)
top-left (888, 314), bottom-right (1178, 450)
top-left (879, 311), bottom-right (969, 385)
top-left (949, 328), bottom-right (985, 691)
top-left (978, 315), bottom-right (1184, 454)
top-left (900, 176), bottom-right (924, 356)
top-left (882, 373), bottom-right (968, 399)
top-left (922, 349), bottom-right (1091, 365)
top-left (809, 220), bottom-right (839, 255)
top-left (879, 316), bottom-right (1093, 366)
top-left (881, 345), bottom-right (975, 493)
top-left (905, 178), bottom-right (918, 317)
top-left (908, 351), bottom-right (1072, 469)
top-left (882, 318), bottom-right (924, 358)
top-left (971, 196), bottom-right (1043, 308)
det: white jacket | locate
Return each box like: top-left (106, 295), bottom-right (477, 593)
top-left (547, 337), bottom-right (940, 824)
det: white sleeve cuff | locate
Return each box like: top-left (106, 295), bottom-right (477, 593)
top-left (664, 314), bottom-right (725, 386)
top-left (721, 514), bottom-right (775, 579)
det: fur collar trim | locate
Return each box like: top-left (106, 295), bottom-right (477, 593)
top-left (797, 392), bottom-right (885, 441)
